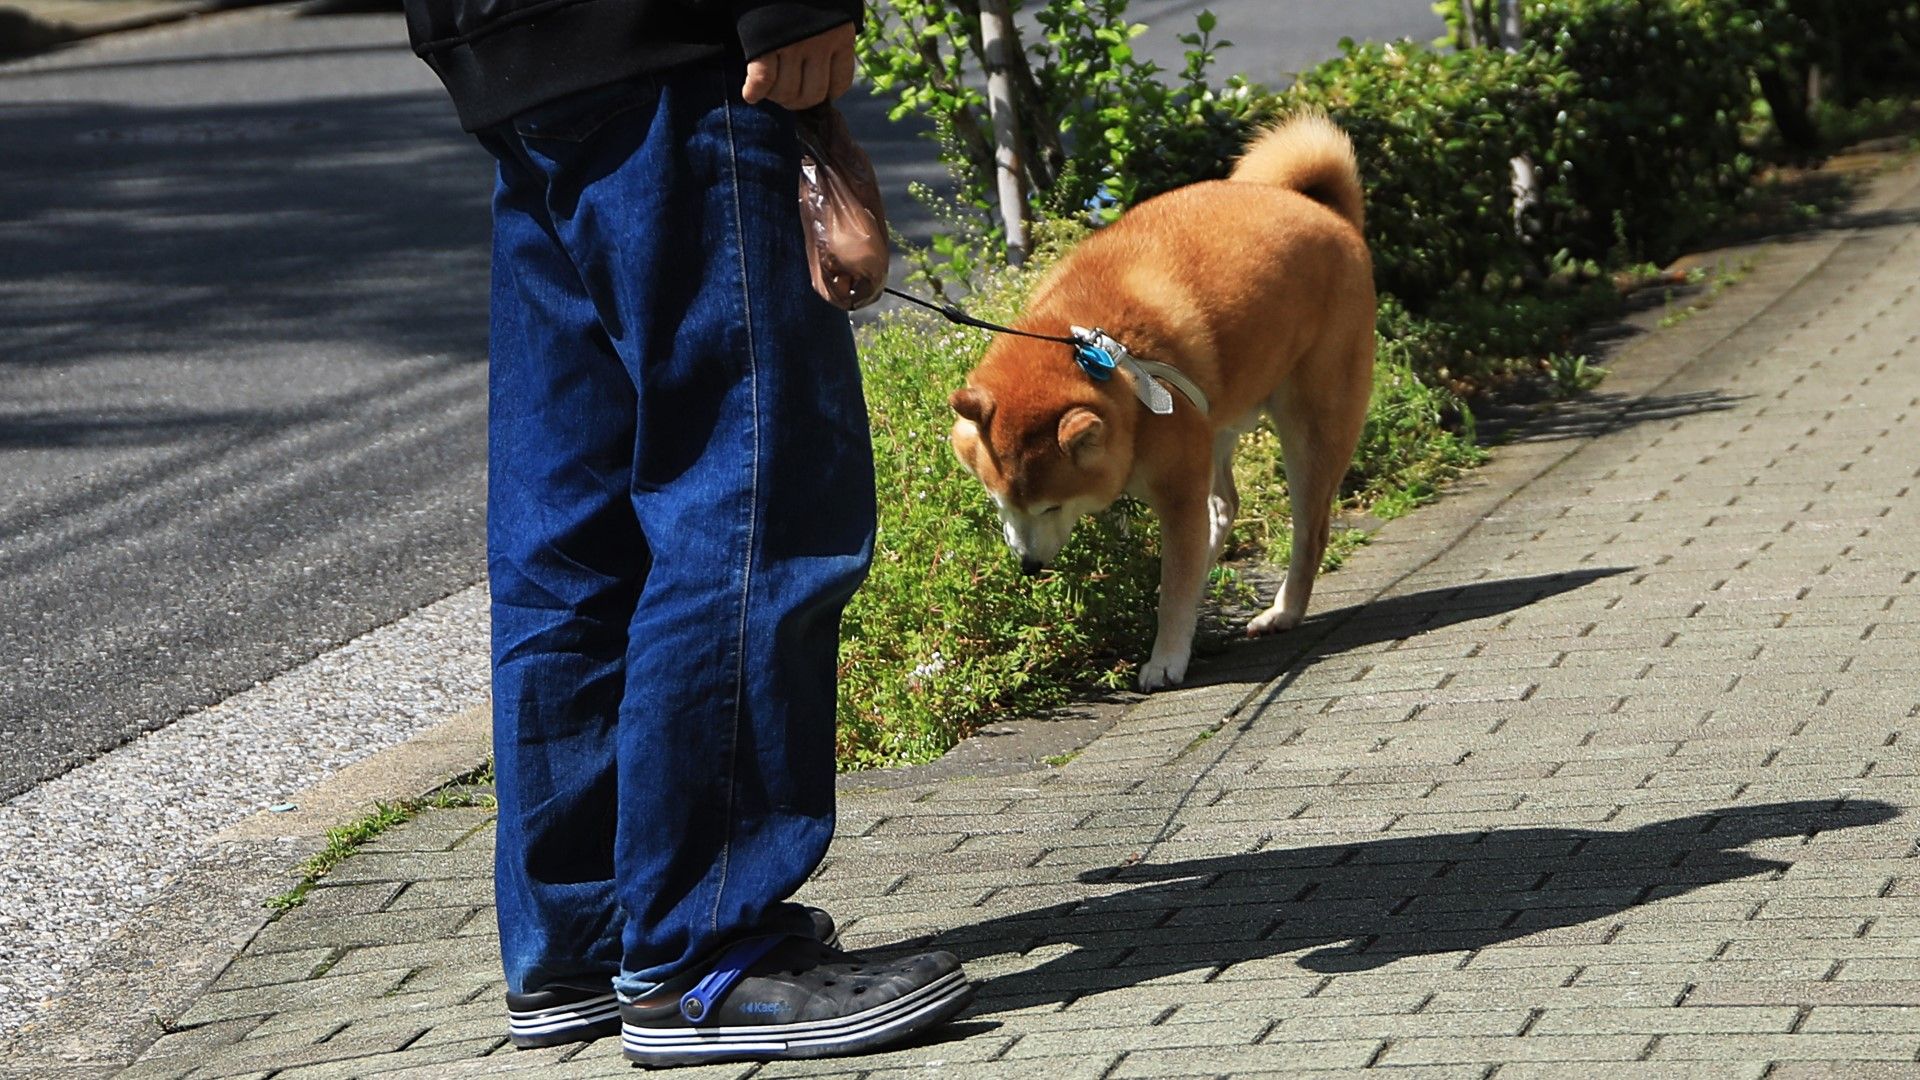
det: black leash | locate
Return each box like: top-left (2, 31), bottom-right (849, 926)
top-left (881, 286), bottom-right (1079, 346)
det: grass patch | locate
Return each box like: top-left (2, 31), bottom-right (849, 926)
top-left (836, 251), bottom-right (1162, 770)
top-left (1816, 98), bottom-right (1920, 153)
top-left (265, 761), bottom-right (496, 913)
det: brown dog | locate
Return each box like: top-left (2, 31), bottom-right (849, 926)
top-left (948, 111), bottom-right (1375, 690)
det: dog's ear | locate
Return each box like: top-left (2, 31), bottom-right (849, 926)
top-left (950, 387), bottom-right (994, 426)
top-left (1058, 407), bottom-right (1105, 462)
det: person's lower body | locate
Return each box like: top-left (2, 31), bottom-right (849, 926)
top-left (477, 62), bottom-right (971, 1064)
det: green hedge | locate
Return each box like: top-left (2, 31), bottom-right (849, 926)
top-left (1522, 0), bottom-right (1767, 261)
top-left (1755, 0), bottom-right (1920, 105)
top-left (1287, 0), bottom-right (1919, 303)
top-left (1287, 40), bottom-right (1577, 310)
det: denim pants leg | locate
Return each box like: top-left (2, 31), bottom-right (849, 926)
top-left (480, 64), bottom-right (876, 998)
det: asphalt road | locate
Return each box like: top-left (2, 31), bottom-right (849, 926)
top-left (0, 0), bottom-right (1440, 802)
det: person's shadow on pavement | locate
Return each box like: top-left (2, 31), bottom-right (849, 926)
top-left (902, 798), bottom-right (1900, 1018)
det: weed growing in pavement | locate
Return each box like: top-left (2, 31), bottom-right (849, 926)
top-left (264, 761), bottom-right (496, 913)
top-left (1176, 722), bottom-right (1224, 759)
top-left (1658, 260), bottom-right (1757, 329)
top-left (1546, 353), bottom-right (1607, 395)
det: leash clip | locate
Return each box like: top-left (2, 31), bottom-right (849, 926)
top-left (1072, 339), bottom-right (1116, 382)
top-left (1071, 327), bottom-right (1176, 415)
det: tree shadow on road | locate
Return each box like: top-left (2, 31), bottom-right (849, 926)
top-left (1478, 387), bottom-right (1749, 447)
top-left (0, 92), bottom-right (493, 375)
top-left (901, 798), bottom-right (1901, 1014)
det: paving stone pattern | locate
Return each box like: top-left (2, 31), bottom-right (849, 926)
top-left (113, 163), bottom-right (1920, 1078)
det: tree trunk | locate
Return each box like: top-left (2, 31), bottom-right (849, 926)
top-left (1004, 34), bottom-right (1063, 194)
top-left (1498, 0), bottom-right (1539, 238)
top-left (1497, 0), bottom-right (1522, 48)
top-left (978, 0), bottom-right (1030, 264)
top-left (1759, 67), bottom-right (1820, 160)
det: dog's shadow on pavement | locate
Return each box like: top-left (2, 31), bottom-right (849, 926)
top-left (908, 799), bottom-right (1900, 1014)
top-left (1185, 565), bottom-right (1635, 690)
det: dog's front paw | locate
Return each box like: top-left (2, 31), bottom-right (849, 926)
top-left (1246, 607), bottom-right (1303, 637)
top-left (1137, 650), bottom-right (1191, 692)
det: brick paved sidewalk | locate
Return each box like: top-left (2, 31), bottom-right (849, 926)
top-left (96, 157), bottom-right (1920, 1078)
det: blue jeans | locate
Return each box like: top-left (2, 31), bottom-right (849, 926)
top-left (477, 63), bottom-right (876, 999)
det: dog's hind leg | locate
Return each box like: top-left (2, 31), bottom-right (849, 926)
top-left (1208, 429), bottom-right (1240, 564)
top-left (1247, 356), bottom-right (1371, 636)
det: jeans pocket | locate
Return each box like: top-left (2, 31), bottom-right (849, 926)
top-left (511, 76), bottom-right (661, 144)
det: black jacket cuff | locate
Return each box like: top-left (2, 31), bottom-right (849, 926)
top-left (733, 0), bottom-right (862, 60)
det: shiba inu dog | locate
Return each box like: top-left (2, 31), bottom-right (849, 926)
top-left (949, 111), bottom-right (1375, 691)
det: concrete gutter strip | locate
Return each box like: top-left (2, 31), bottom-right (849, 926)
top-left (0, 583), bottom-right (490, 1067)
top-left (217, 704), bottom-right (491, 844)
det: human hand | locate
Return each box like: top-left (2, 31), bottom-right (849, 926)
top-left (742, 22), bottom-right (857, 110)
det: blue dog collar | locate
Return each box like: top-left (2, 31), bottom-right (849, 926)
top-left (1068, 327), bottom-right (1209, 417)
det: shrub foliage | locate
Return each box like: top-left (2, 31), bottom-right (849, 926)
top-left (1520, 0), bottom-right (1767, 261)
top-left (859, 0), bottom-right (1272, 237)
top-left (1287, 40), bottom-right (1576, 310)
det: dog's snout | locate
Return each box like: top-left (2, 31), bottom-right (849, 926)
top-left (1020, 558), bottom-right (1045, 577)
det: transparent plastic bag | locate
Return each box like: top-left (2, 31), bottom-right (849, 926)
top-left (795, 104), bottom-right (889, 311)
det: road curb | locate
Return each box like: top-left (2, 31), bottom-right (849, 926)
top-left (0, 706), bottom-right (492, 1075)
top-left (217, 704), bottom-right (490, 844)
top-left (0, 0), bottom-right (274, 60)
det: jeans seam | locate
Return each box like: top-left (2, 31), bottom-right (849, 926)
top-left (709, 72), bottom-right (758, 937)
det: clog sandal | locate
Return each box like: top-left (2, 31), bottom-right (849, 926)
top-left (505, 904), bottom-right (841, 1048)
top-left (618, 933), bottom-right (974, 1067)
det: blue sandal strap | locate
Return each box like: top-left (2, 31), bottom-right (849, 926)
top-left (678, 934), bottom-right (788, 1023)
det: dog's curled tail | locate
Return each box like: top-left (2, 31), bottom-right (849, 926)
top-left (1230, 110), bottom-right (1364, 232)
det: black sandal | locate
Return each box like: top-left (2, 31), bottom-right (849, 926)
top-left (618, 934), bottom-right (974, 1067)
top-left (506, 905), bottom-right (842, 1048)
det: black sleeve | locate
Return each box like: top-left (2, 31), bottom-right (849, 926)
top-left (730, 0), bottom-right (863, 60)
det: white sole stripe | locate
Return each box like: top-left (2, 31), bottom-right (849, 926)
top-left (621, 980), bottom-right (972, 1060)
top-left (508, 996), bottom-right (620, 1036)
